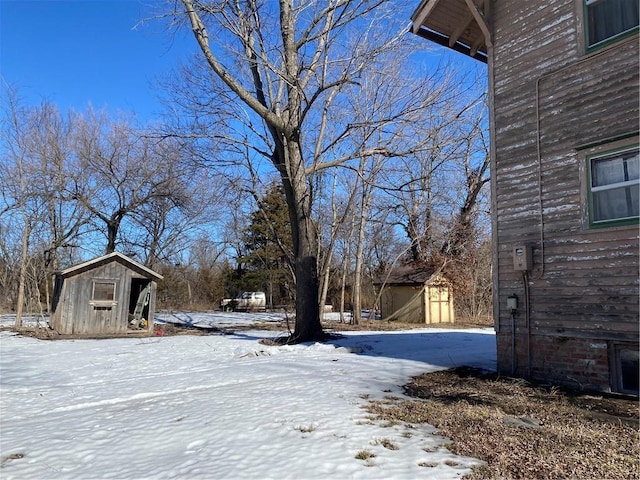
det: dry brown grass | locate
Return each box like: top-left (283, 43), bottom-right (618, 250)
top-left (8, 322), bottom-right (216, 340)
top-left (322, 317), bottom-right (492, 332)
top-left (365, 367), bottom-right (639, 480)
top-left (2, 312), bottom-right (488, 340)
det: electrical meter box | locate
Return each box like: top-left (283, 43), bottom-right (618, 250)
top-left (513, 245), bottom-right (532, 271)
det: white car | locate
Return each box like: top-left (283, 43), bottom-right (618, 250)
top-left (220, 292), bottom-right (266, 312)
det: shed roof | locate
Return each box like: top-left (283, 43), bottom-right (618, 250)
top-left (411, 0), bottom-right (489, 63)
top-left (373, 265), bottom-right (440, 287)
top-left (57, 252), bottom-right (163, 281)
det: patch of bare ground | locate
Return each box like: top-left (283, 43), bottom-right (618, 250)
top-left (256, 318), bottom-right (489, 344)
top-left (1, 313), bottom-right (488, 339)
top-left (5, 322), bottom-right (218, 340)
top-left (364, 366), bottom-right (639, 480)
top-left (322, 318), bottom-right (491, 332)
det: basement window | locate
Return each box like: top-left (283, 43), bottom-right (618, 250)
top-left (611, 344), bottom-right (639, 395)
top-left (585, 0), bottom-right (639, 49)
top-left (588, 146), bottom-right (639, 226)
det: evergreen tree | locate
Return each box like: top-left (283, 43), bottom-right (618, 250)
top-left (240, 184), bottom-right (294, 308)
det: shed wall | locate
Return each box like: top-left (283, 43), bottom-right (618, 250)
top-left (380, 284), bottom-right (455, 324)
top-left (425, 285), bottom-right (454, 324)
top-left (51, 262), bottom-right (154, 335)
top-left (381, 286), bottom-right (423, 322)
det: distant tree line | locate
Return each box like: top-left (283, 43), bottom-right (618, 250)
top-left (0, 89), bottom-right (490, 324)
top-left (0, 0), bottom-right (492, 333)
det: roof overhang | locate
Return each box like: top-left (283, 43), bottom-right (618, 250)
top-left (373, 266), bottom-right (443, 287)
top-left (410, 0), bottom-right (490, 63)
top-left (57, 251), bottom-right (164, 281)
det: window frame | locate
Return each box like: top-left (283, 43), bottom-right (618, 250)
top-left (90, 280), bottom-right (118, 307)
top-left (609, 342), bottom-right (640, 395)
top-left (583, 0), bottom-right (640, 52)
top-left (586, 145), bottom-right (639, 228)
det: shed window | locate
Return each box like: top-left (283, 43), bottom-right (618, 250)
top-left (585, 0), bottom-right (639, 49)
top-left (93, 281), bottom-right (116, 301)
top-left (588, 147), bottom-right (639, 225)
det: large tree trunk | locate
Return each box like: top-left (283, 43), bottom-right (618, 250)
top-left (178, 0), bottom-right (441, 342)
top-left (291, 247), bottom-right (322, 342)
top-left (105, 219), bottom-right (119, 254)
top-left (279, 141), bottom-right (323, 343)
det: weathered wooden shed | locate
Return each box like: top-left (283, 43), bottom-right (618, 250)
top-left (374, 266), bottom-right (455, 324)
top-left (50, 252), bottom-right (163, 335)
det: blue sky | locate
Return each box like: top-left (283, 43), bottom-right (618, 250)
top-left (1, 0), bottom-right (196, 122)
top-left (1, 1), bottom-right (480, 124)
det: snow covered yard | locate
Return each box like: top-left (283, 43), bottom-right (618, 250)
top-left (0, 313), bottom-right (496, 479)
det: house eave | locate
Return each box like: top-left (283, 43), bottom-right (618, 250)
top-left (410, 0), bottom-right (490, 63)
top-left (414, 26), bottom-right (488, 63)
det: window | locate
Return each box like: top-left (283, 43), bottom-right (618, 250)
top-left (585, 0), bottom-right (639, 49)
top-left (611, 344), bottom-right (639, 395)
top-left (92, 281), bottom-right (116, 301)
top-left (588, 147), bottom-right (639, 225)
top-left (618, 348), bottom-right (639, 394)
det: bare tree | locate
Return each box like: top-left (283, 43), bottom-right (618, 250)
top-left (377, 78), bottom-right (489, 264)
top-left (440, 107), bottom-right (490, 259)
top-left (369, 81), bottom-right (491, 322)
top-left (124, 136), bottom-right (228, 269)
top-left (27, 103), bottom-right (91, 307)
top-left (315, 168), bottom-right (358, 318)
top-left (169, 0), bottom-right (452, 341)
top-left (0, 89), bottom-right (49, 325)
top-left (1, 91), bottom-right (235, 315)
top-left (71, 111), bottom-right (189, 256)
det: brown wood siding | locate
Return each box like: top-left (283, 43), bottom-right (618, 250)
top-left (49, 253), bottom-right (160, 335)
top-left (491, 0), bottom-right (639, 342)
top-left (53, 262), bottom-right (133, 334)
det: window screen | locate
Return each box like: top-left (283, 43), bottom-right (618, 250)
top-left (589, 147), bottom-right (639, 224)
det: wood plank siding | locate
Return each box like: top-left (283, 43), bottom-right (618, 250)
top-left (411, 0), bottom-right (639, 393)
top-left (491, 1), bottom-right (639, 391)
top-left (50, 253), bottom-right (162, 336)
top-left (492, 2), bottom-right (639, 327)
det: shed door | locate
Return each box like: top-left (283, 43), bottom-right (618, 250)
top-left (427, 285), bottom-right (451, 323)
top-left (88, 281), bottom-right (118, 333)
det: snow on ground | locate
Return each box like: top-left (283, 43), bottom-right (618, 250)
top-left (0, 312), bottom-right (496, 479)
top-left (156, 310), bottom-right (291, 329)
